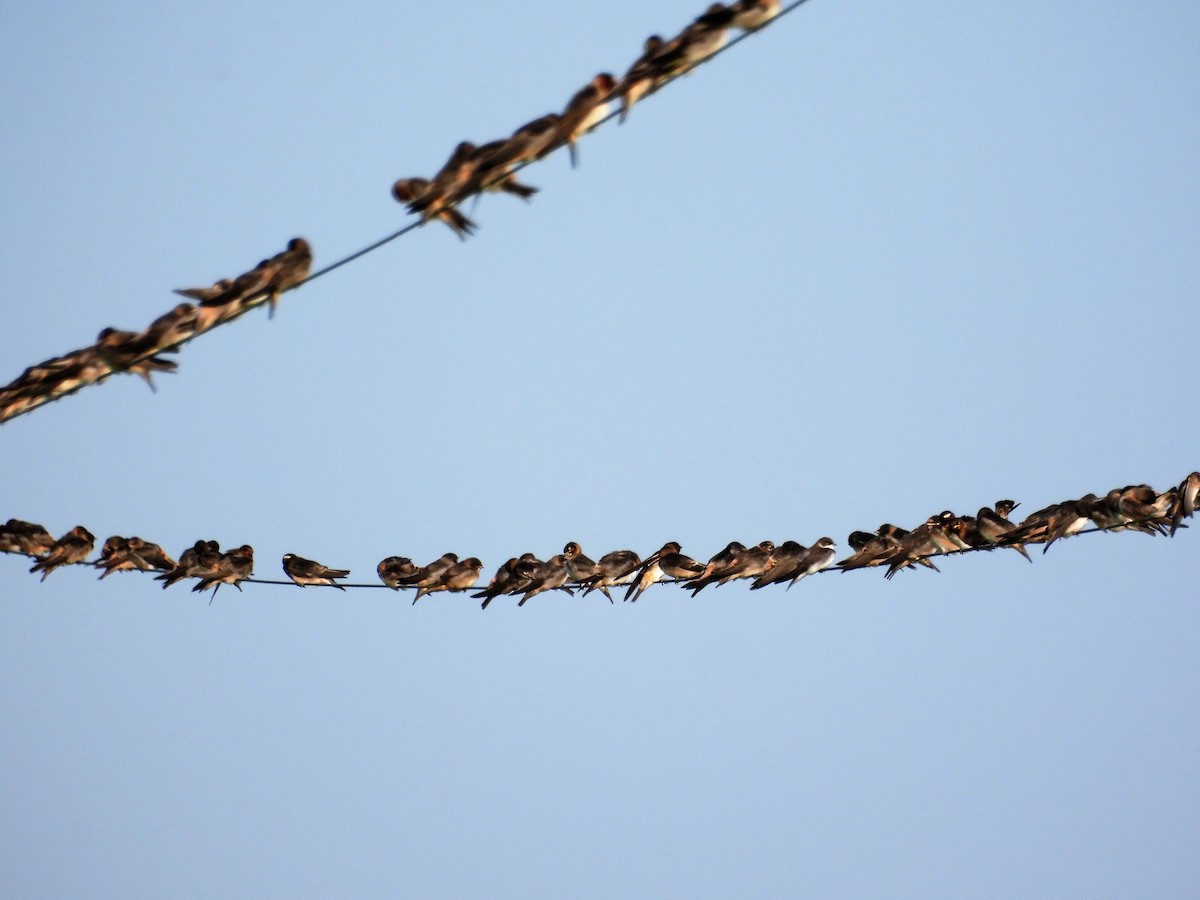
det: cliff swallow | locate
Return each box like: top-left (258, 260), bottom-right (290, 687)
top-left (518, 555), bottom-right (571, 606)
top-left (883, 513), bottom-right (957, 579)
top-left (404, 553), bottom-right (461, 599)
top-left (626, 542), bottom-right (705, 602)
top-left (1172, 471), bottom-right (1200, 536)
top-left (556, 74), bottom-right (617, 168)
top-left (463, 140), bottom-right (539, 202)
top-left (656, 4), bottom-right (735, 76)
top-left (509, 113), bottom-right (566, 163)
top-left (1113, 484), bottom-right (1172, 534)
top-left (474, 553), bottom-right (542, 608)
top-left (96, 328), bottom-right (178, 391)
top-left (747, 540), bottom-right (803, 590)
top-left (578, 549), bottom-right (642, 601)
top-left (686, 541), bottom-right (748, 594)
top-left (413, 557), bottom-right (484, 603)
top-left (130, 538), bottom-right (175, 572)
top-left (407, 142), bottom-right (480, 221)
top-left (837, 524), bottom-right (908, 570)
top-left (282, 553), bottom-right (351, 590)
top-left (973, 500), bottom-right (1031, 561)
top-left (377, 556), bottom-right (418, 590)
top-left (94, 536), bottom-right (140, 579)
top-left (563, 541), bottom-right (600, 583)
top-left (1, 518), bottom-right (56, 557)
top-left (788, 537), bottom-right (838, 586)
top-left (260, 237), bottom-right (313, 317)
top-left (187, 270), bottom-right (271, 332)
top-left (155, 540), bottom-right (217, 589)
top-left (29, 525), bottom-right (96, 582)
top-left (192, 544), bottom-right (254, 599)
top-left (142, 303), bottom-right (199, 352)
top-left (731, 0), bottom-right (781, 30)
top-left (689, 540), bottom-right (774, 594)
top-left (614, 35), bottom-right (674, 123)
top-left (393, 177), bottom-right (478, 240)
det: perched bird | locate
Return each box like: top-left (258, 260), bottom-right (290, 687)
top-left (1, 518), bottom-right (56, 557)
top-left (788, 537), bottom-right (838, 585)
top-left (837, 524), bottom-right (910, 571)
top-left (407, 141), bottom-right (480, 221)
top-left (884, 513), bottom-right (958, 579)
top-left (655, 4), bottom-right (735, 76)
top-left (130, 538), bottom-right (175, 573)
top-left (687, 541), bottom-right (748, 594)
top-left (141, 303), bottom-right (199, 352)
top-left (282, 553), bottom-right (351, 590)
top-left (626, 542), bottom-right (705, 602)
top-left (413, 557), bottom-right (484, 604)
top-left (403, 553), bottom-right (462, 597)
top-left (474, 554), bottom-right (542, 609)
top-left (94, 536), bottom-right (137, 579)
top-left (29, 526), bottom-right (96, 581)
top-left (518, 555), bottom-right (571, 606)
top-left (975, 500), bottom-right (1032, 562)
top-left (377, 556), bottom-right (419, 590)
top-left (731, 0), bottom-right (781, 30)
top-left (1172, 471), bottom-right (1200, 536)
top-left (156, 540), bottom-right (219, 589)
top-left (578, 549), bottom-right (642, 602)
top-left (192, 545), bottom-right (254, 598)
top-left (749, 540), bottom-right (807, 590)
top-left (462, 140), bottom-right (540, 202)
top-left (509, 113), bottom-right (566, 163)
top-left (96, 328), bottom-right (178, 391)
top-left (562, 541), bottom-right (600, 584)
top-left (260, 237), bottom-right (313, 317)
top-left (689, 541), bottom-right (773, 594)
top-left (614, 35), bottom-right (674, 123)
top-left (555, 73), bottom-right (617, 168)
top-left (393, 177), bottom-right (477, 241)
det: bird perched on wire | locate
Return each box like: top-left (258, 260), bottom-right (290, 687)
top-left (282, 553), bottom-right (351, 590)
top-left (29, 525), bottom-right (95, 581)
top-left (413, 557), bottom-right (484, 604)
top-left (626, 542), bottom-right (705, 602)
top-left (555, 73), bottom-right (617, 168)
top-left (731, 0), bottom-right (781, 30)
top-left (377, 556), bottom-right (419, 590)
top-left (192, 545), bottom-right (254, 599)
top-left (577, 549), bottom-right (642, 602)
top-left (95, 328), bottom-right (178, 391)
top-left (392, 178), bottom-right (477, 241)
top-left (0, 518), bottom-right (57, 557)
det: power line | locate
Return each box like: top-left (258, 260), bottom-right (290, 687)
top-left (0, 0), bottom-right (814, 426)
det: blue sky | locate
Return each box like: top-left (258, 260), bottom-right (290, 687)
top-left (2, 1), bottom-right (1198, 896)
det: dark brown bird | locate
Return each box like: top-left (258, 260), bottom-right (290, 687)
top-left (556, 74), bottom-right (617, 168)
top-left (578, 549), bottom-right (642, 602)
top-left (282, 553), bottom-right (351, 589)
top-left (96, 328), bottom-right (178, 391)
top-left (518, 555), bottom-right (571, 606)
top-left (393, 177), bottom-right (478, 241)
top-left (192, 544), bottom-right (254, 599)
top-left (377, 556), bottom-right (419, 590)
top-left (413, 557), bottom-right (484, 604)
top-left (29, 525), bottom-right (96, 581)
top-left (626, 542), bottom-right (705, 602)
top-left (1, 519), bottom-right (56, 557)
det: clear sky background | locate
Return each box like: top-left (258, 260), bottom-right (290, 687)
top-left (2, 1), bottom-right (1198, 896)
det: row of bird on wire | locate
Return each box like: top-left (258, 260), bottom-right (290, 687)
top-left (0, 238), bottom-right (313, 423)
top-left (393, 1), bottom-right (783, 239)
top-left (0, 2), bottom-right (785, 427)
top-left (4, 473), bottom-right (1195, 606)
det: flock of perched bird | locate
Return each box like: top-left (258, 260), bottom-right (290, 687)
top-left (0, 1), bottom-right (787, 426)
top-left (4, 472), bottom-right (1194, 606)
top-left (0, 238), bottom-right (312, 422)
top-left (392, 0), bottom-right (784, 239)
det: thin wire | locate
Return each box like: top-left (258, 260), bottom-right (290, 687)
top-left (0, 0), bottom-right (813, 426)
